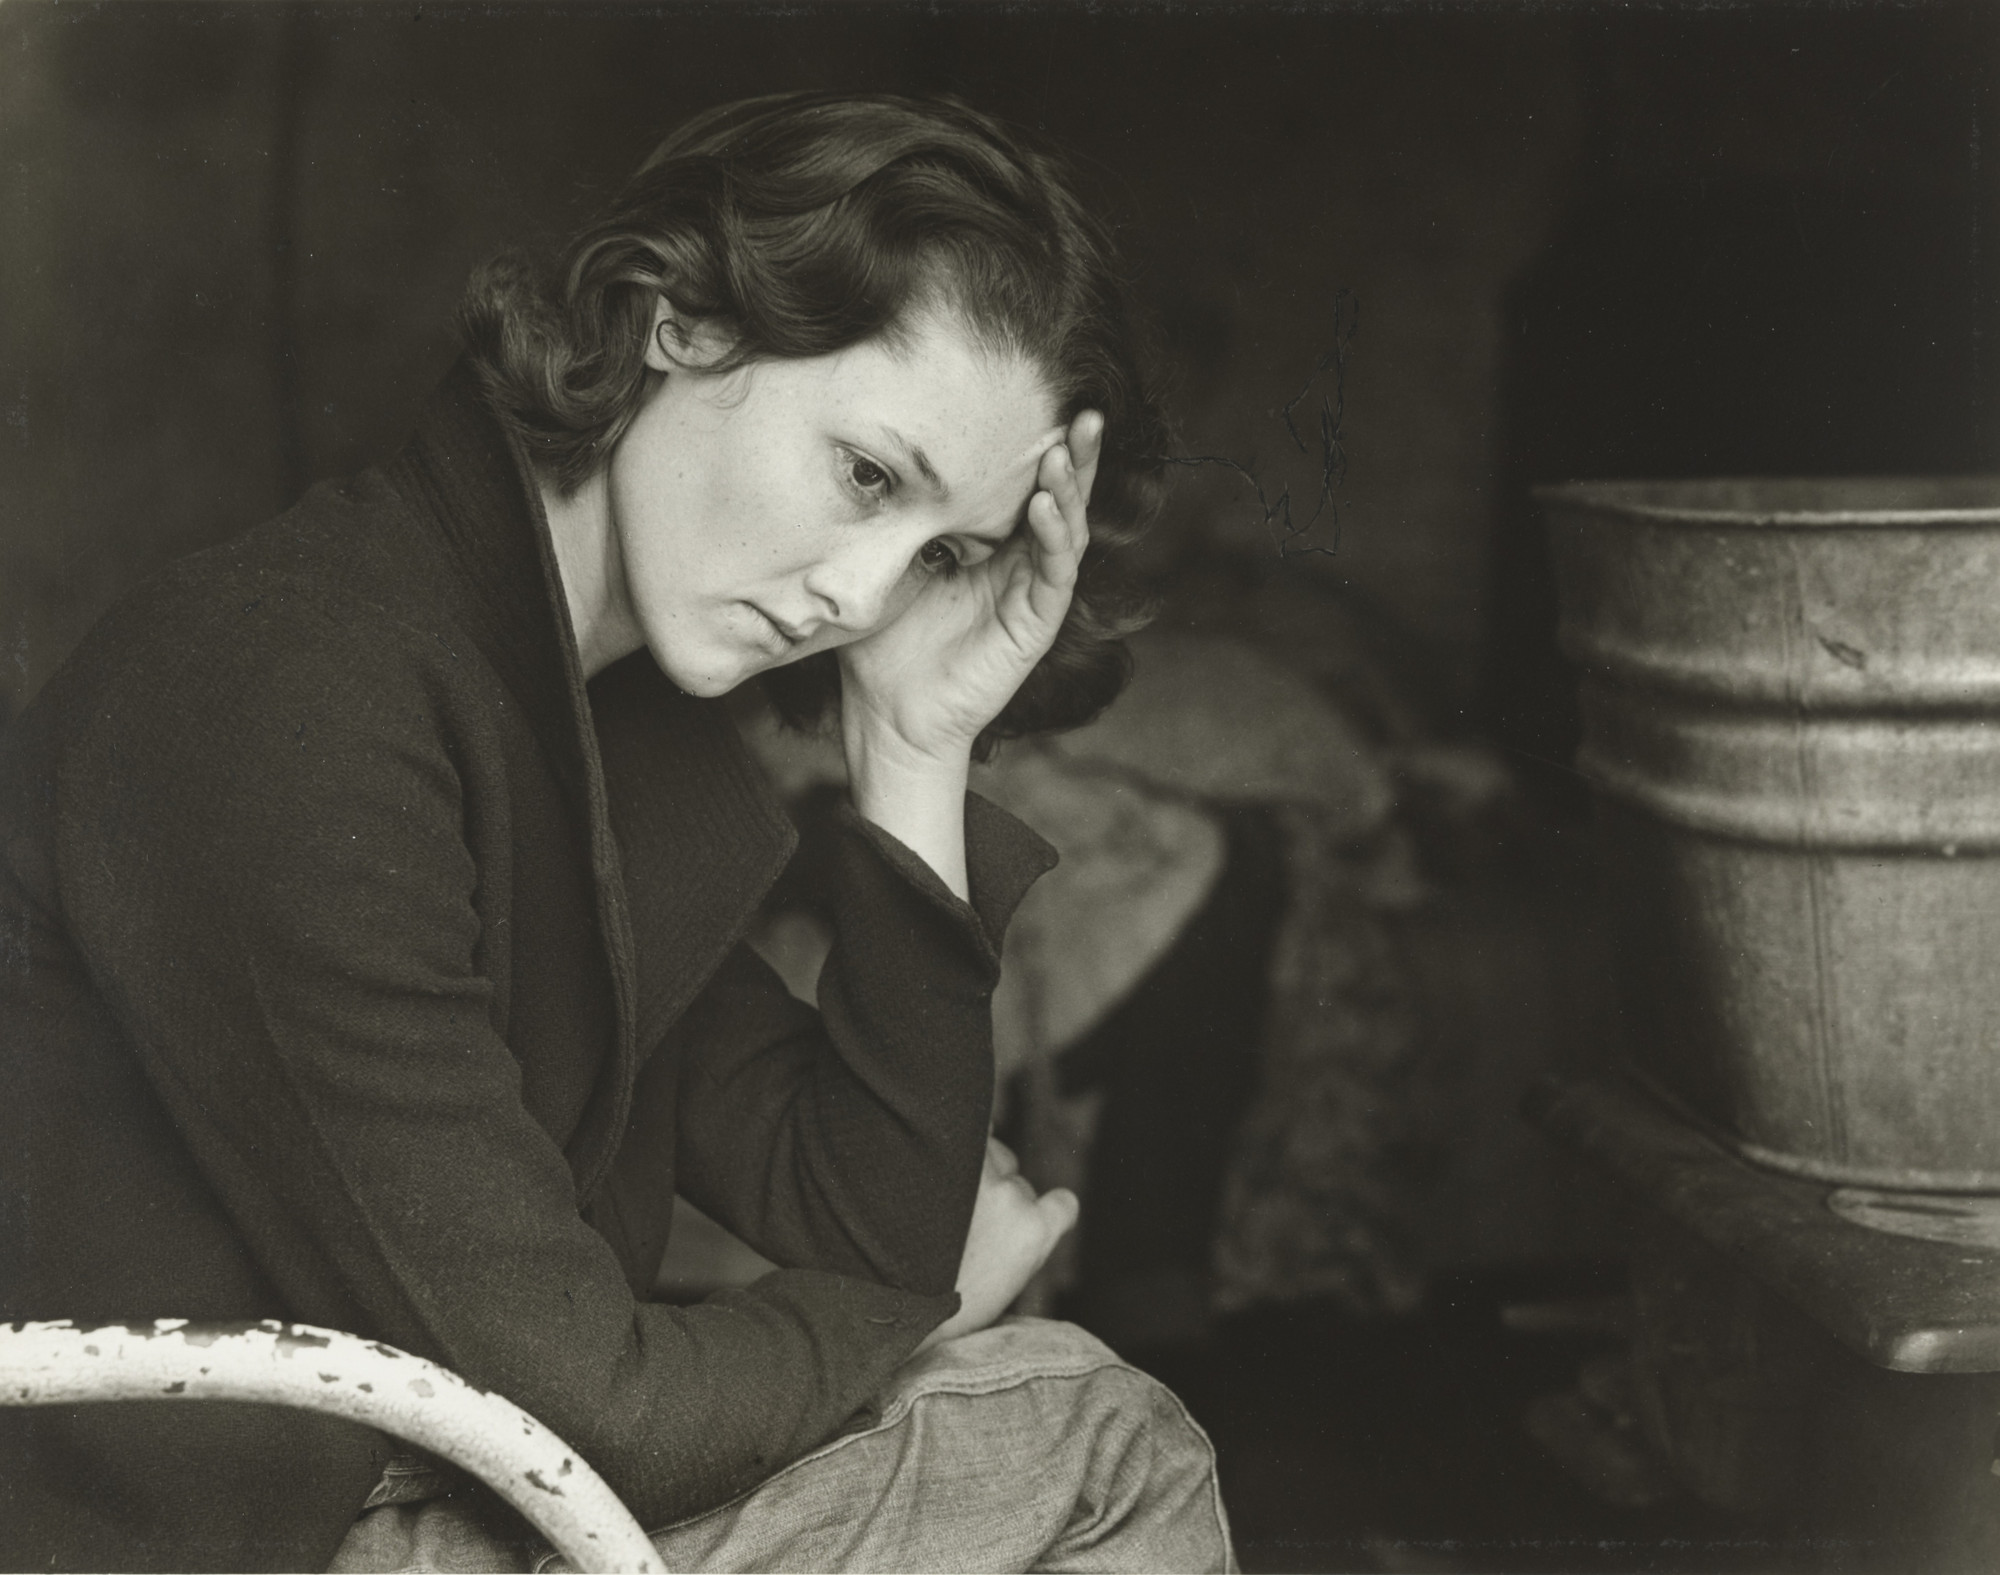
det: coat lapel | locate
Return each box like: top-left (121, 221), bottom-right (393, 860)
top-left (388, 368), bottom-right (796, 1205)
top-left (589, 654), bottom-right (799, 1058)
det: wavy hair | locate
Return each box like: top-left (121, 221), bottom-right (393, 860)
top-left (459, 92), bottom-right (1171, 754)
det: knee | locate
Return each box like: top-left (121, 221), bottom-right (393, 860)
top-left (1071, 1364), bottom-right (1230, 1552)
top-left (958, 1323), bottom-right (1231, 1573)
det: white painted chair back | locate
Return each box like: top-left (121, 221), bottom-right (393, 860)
top-left (0, 1318), bottom-right (663, 1573)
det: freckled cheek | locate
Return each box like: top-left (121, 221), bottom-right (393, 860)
top-left (728, 473), bottom-right (834, 570)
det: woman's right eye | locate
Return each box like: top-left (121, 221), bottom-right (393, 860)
top-left (847, 455), bottom-right (891, 493)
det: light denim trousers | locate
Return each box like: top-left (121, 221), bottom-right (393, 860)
top-left (330, 1318), bottom-right (1235, 1574)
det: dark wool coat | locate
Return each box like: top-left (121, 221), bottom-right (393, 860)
top-left (0, 369), bottom-right (1054, 1571)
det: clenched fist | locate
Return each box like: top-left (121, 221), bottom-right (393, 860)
top-left (918, 1138), bottom-right (1079, 1353)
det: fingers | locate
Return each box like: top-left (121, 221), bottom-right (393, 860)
top-left (1046, 437), bottom-right (1092, 548)
top-left (1068, 409), bottom-right (1104, 509)
top-left (1025, 437), bottom-right (1087, 567)
top-left (1037, 1185), bottom-right (1080, 1242)
top-left (1024, 490), bottom-right (1078, 576)
top-left (1021, 480), bottom-right (1083, 629)
top-left (1030, 410), bottom-right (1102, 565)
top-left (979, 1135), bottom-right (1077, 1248)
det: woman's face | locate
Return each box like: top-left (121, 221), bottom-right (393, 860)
top-left (607, 307), bottom-right (1064, 697)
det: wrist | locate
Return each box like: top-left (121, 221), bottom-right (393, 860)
top-left (843, 714), bottom-right (972, 902)
top-left (841, 702), bottom-right (974, 784)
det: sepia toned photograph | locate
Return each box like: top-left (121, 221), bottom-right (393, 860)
top-left (2, 2), bottom-right (1996, 1570)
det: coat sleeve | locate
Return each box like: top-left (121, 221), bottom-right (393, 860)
top-left (664, 795), bottom-right (1057, 1293)
top-left (44, 604), bottom-right (962, 1528)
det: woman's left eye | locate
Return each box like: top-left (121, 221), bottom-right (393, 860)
top-left (917, 538), bottom-right (960, 575)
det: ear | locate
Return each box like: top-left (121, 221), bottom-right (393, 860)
top-left (643, 296), bottom-right (686, 374)
top-left (644, 296), bottom-right (735, 375)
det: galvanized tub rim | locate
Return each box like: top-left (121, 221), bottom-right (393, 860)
top-left (1533, 475), bottom-right (2000, 530)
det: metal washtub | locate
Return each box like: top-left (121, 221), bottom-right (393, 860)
top-left (1542, 476), bottom-right (2000, 1192)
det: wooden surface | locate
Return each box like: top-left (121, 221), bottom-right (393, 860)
top-left (1526, 1072), bottom-right (2000, 1374)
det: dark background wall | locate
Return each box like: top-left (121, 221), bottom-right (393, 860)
top-left (10, 1), bottom-right (1991, 732)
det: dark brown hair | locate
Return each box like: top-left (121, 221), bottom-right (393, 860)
top-left (459, 91), bottom-right (1171, 753)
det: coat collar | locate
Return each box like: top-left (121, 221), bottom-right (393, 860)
top-left (385, 366), bottom-right (799, 1200)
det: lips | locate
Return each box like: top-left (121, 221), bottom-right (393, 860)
top-left (744, 603), bottom-right (803, 655)
top-left (764, 608), bottom-right (810, 644)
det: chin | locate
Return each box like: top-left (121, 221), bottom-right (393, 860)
top-left (661, 665), bottom-right (747, 699)
top-left (648, 642), bottom-right (758, 699)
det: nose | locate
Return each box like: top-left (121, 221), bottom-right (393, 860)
top-left (801, 532), bottom-right (917, 634)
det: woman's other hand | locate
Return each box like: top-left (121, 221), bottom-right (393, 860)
top-left (840, 408), bottom-right (1104, 769)
top-left (917, 1137), bottom-right (1079, 1354)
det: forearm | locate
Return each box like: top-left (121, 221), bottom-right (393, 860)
top-left (676, 795), bottom-right (1059, 1290)
top-left (842, 712), bottom-right (971, 901)
top-left (678, 843), bottom-right (996, 1292)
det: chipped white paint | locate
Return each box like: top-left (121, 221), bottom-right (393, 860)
top-left (0, 1319), bottom-right (664, 1574)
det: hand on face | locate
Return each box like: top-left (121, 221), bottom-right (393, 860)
top-left (917, 1137), bottom-right (1079, 1354)
top-left (837, 408), bottom-right (1104, 766)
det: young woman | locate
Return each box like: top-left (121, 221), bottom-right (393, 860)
top-left (0, 93), bottom-right (1232, 1571)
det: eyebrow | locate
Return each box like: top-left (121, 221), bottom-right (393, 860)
top-left (874, 426), bottom-right (949, 502)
